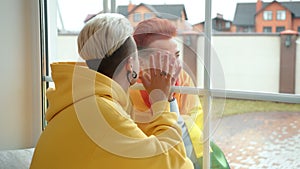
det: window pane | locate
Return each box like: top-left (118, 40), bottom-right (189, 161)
top-left (225, 22), bottom-right (230, 29)
top-left (133, 13), bottom-right (141, 22)
top-left (277, 10), bottom-right (286, 20)
top-left (276, 26), bottom-right (285, 32)
top-left (44, 1), bottom-right (300, 169)
top-left (236, 26), bottom-right (253, 33)
top-left (263, 11), bottom-right (272, 20)
top-left (144, 13), bottom-right (152, 20)
top-left (263, 26), bottom-right (272, 32)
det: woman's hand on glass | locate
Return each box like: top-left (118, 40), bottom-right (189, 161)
top-left (140, 51), bottom-right (175, 104)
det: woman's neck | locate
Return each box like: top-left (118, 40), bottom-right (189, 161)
top-left (113, 71), bottom-right (130, 92)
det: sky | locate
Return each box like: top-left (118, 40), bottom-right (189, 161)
top-left (57, 0), bottom-right (294, 31)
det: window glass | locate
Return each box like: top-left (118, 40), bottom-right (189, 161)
top-left (225, 22), bottom-right (230, 29)
top-left (276, 26), bottom-right (285, 32)
top-left (277, 10), bottom-right (286, 20)
top-left (263, 11), bottom-right (273, 20)
top-left (133, 13), bottom-right (141, 22)
top-left (43, 1), bottom-right (300, 169)
top-left (237, 26), bottom-right (247, 32)
top-left (218, 22), bottom-right (222, 30)
top-left (263, 26), bottom-right (272, 32)
top-left (144, 13), bottom-right (152, 20)
top-left (248, 26), bottom-right (254, 32)
top-left (239, 26), bottom-right (254, 32)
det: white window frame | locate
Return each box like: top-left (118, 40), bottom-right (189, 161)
top-left (276, 10), bottom-right (286, 20)
top-left (263, 11), bottom-right (273, 20)
top-left (40, 1), bottom-right (300, 169)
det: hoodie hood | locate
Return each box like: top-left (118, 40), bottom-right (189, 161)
top-left (46, 62), bottom-right (130, 122)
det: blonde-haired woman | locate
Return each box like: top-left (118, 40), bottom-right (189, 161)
top-left (30, 13), bottom-right (193, 169)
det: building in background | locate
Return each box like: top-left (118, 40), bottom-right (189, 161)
top-left (192, 0), bottom-right (300, 33)
top-left (234, 0), bottom-right (300, 33)
top-left (83, 2), bottom-right (192, 33)
top-left (116, 2), bottom-right (192, 32)
top-left (193, 13), bottom-right (236, 33)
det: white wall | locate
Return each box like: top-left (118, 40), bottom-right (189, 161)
top-left (194, 35), bottom-right (282, 93)
top-left (0, 0), bottom-right (41, 150)
top-left (296, 37), bottom-right (300, 94)
top-left (56, 35), bottom-right (184, 62)
top-left (213, 35), bottom-right (281, 93)
top-left (57, 34), bottom-right (299, 94)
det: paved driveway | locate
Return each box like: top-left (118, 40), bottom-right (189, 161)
top-left (212, 112), bottom-right (300, 169)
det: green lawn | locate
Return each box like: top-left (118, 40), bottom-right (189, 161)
top-left (222, 99), bottom-right (300, 116)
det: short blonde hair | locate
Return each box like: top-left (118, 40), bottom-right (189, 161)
top-left (78, 13), bottom-right (133, 60)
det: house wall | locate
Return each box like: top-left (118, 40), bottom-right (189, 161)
top-left (193, 21), bottom-right (235, 33)
top-left (236, 26), bottom-right (255, 33)
top-left (230, 25), bottom-right (237, 32)
top-left (127, 6), bottom-right (152, 28)
top-left (213, 19), bottom-right (232, 32)
top-left (255, 2), bottom-right (293, 33)
top-left (193, 23), bottom-right (204, 32)
top-left (0, 0), bottom-right (41, 150)
top-left (296, 39), bottom-right (300, 94)
top-left (127, 6), bottom-right (186, 31)
top-left (292, 18), bottom-right (300, 31)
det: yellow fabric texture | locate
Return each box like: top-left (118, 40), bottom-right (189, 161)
top-left (130, 70), bottom-right (205, 158)
top-left (30, 62), bottom-right (193, 169)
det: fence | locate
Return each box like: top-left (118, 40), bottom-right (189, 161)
top-left (57, 33), bottom-right (300, 95)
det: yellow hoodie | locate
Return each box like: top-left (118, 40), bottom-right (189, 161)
top-left (30, 62), bottom-right (193, 169)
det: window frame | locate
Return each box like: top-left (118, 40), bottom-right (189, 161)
top-left (133, 12), bottom-right (141, 22)
top-left (263, 11), bottom-right (273, 20)
top-left (144, 12), bottom-right (152, 20)
top-left (276, 10), bottom-right (286, 20)
top-left (225, 21), bottom-right (231, 29)
top-left (40, 1), bottom-right (300, 169)
top-left (263, 26), bottom-right (272, 32)
top-left (276, 26), bottom-right (285, 32)
top-left (40, 0), bottom-right (50, 130)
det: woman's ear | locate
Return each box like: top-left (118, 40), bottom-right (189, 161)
top-left (126, 57), bottom-right (133, 71)
top-left (126, 56), bottom-right (138, 85)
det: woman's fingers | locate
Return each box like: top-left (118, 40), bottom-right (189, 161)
top-left (140, 69), bottom-right (150, 87)
top-left (139, 50), bottom-right (184, 103)
top-left (162, 52), bottom-right (169, 74)
top-left (149, 54), bottom-right (156, 76)
top-left (140, 51), bottom-right (175, 103)
top-left (156, 52), bottom-right (162, 73)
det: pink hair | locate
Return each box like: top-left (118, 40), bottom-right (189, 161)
top-left (133, 18), bottom-right (177, 48)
